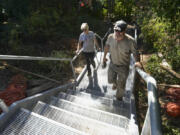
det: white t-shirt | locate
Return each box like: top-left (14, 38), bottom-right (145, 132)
top-left (79, 31), bottom-right (95, 52)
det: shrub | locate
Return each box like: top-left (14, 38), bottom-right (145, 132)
top-left (166, 45), bottom-right (180, 71)
top-left (140, 17), bottom-right (171, 53)
top-left (145, 54), bottom-right (180, 84)
top-left (38, 50), bottom-right (73, 80)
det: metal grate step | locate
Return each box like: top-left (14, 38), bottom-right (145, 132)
top-left (58, 92), bottom-right (129, 117)
top-left (49, 96), bottom-right (129, 129)
top-left (32, 101), bottom-right (128, 135)
top-left (67, 89), bottom-right (122, 106)
top-left (1, 108), bottom-right (87, 135)
top-left (81, 88), bottom-right (115, 99)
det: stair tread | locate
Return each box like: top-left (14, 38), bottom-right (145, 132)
top-left (66, 90), bottom-right (123, 108)
top-left (33, 101), bottom-right (128, 135)
top-left (67, 89), bottom-right (119, 102)
top-left (1, 108), bottom-right (86, 135)
top-left (87, 90), bottom-right (115, 98)
top-left (50, 96), bottom-right (129, 128)
top-left (58, 92), bottom-right (129, 117)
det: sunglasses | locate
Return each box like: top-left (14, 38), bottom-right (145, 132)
top-left (115, 30), bottom-right (122, 33)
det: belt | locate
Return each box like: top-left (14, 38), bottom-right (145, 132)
top-left (113, 64), bottom-right (128, 68)
top-left (110, 61), bottom-right (128, 68)
top-left (114, 64), bottom-right (123, 67)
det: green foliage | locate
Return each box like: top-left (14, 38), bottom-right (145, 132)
top-left (91, 0), bottom-right (104, 18)
top-left (0, 22), bottom-right (24, 54)
top-left (140, 17), bottom-right (171, 53)
top-left (145, 54), bottom-right (180, 84)
top-left (136, 0), bottom-right (180, 90)
top-left (2, 0), bottom-right (30, 20)
top-left (8, 27), bottom-right (22, 53)
top-left (9, 24), bottom-right (22, 49)
top-left (23, 8), bottom-right (61, 37)
top-left (162, 118), bottom-right (180, 135)
top-left (150, 0), bottom-right (180, 25)
top-left (166, 45), bottom-right (180, 71)
top-left (113, 0), bottom-right (135, 21)
top-left (38, 50), bottom-right (73, 79)
top-left (101, 0), bottom-right (135, 21)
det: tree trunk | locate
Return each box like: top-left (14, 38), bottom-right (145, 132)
top-left (160, 64), bottom-right (180, 79)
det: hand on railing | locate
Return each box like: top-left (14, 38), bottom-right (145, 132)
top-left (76, 50), bottom-right (80, 54)
top-left (135, 62), bottom-right (142, 68)
top-left (72, 48), bottom-right (83, 62)
top-left (75, 48), bottom-right (83, 55)
top-left (96, 47), bottom-right (101, 52)
top-left (102, 62), bottom-right (107, 69)
top-left (102, 57), bottom-right (107, 68)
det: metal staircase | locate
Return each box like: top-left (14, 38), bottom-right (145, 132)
top-left (0, 28), bottom-right (162, 135)
top-left (0, 52), bottom-right (139, 135)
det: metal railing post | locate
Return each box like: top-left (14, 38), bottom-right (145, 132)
top-left (0, 99), bottom-right (9, 113)
top-left (95, 28), bottom-right (110, 64)
top-left (135, 28), bottom-right (137, 44)
top-left (70, 60), bottom-right (76, 84)
top-left (141, 108), bottom-right (151, 135)
top-left (133, 25), bottom-right (161, 135)
top-left (95, 33), bottom-right (103, 65)
top-left (71, 48), bottom-right (83, 87)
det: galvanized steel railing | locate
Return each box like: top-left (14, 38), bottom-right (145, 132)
top-left (136, 68), bottom-right (162, 135)
top-left (133, 28), bottom-right (162, 135)
top-left (0, 27), bottom-right (162, 135)
top-left (95, 28), bottom-right (111, 51)
top-left (0, 51), bottom-right (84, 113)
top-left (0, 50), bottom-right (83, 84)
top-left (0, 82), bottom-right (75, 132)
top-left (0, 99), bottom-right (8, 113)
top-left (129, 55), bottom-right (162, 135)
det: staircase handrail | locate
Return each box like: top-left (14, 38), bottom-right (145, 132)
top-left (132, 27), bottom-right (162, 135)
top-left (0, 50), bottom-right (83, 85)
top-left (0, 82), bottom-right (75, 132)
top-left (0, 99), bottom-right (9, 113)
top-left (136, 67), bottom-right (162, 135)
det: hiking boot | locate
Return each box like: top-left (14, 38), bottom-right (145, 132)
top-left (112, 83), bottom-right (117, 90)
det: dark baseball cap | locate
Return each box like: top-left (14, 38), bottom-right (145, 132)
top-left (114, 20), bottom-right (127, 32)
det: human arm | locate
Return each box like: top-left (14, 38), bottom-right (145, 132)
top-left (102, 34), bottom-right (112, 68)
top-left (93, 32), bottom-right (100, 51)
top-left (76, 34), bottom-right (83, 53)
top-left (103, 45), bottom-right (109, 62)
top-left (102, 45), bottom-right (109, 68)
top-left (76, 41), bottom-right (83, 53)
top-left (130, 40), bottom-right (142, 68)
top-left (94, 38), bottom-right (100, 51)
